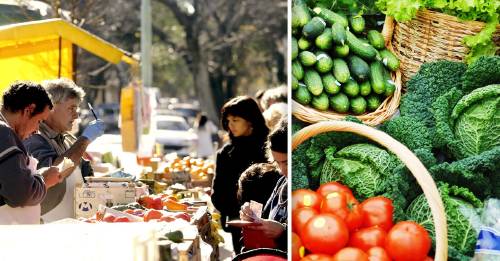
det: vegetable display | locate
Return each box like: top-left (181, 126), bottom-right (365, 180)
top-left (292, 0), bottom-right (400, 115)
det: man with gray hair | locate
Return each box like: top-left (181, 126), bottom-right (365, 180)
top-left (24, 78), bottom-right (104, 222)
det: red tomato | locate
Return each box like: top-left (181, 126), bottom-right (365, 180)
top-left (360, 197), bottom-right (394, 231)
top-left (301, 254), bottom-right (333, 261)
top-left (366, 247), bottom-right (391, 261)
top-left (102, 213), bottom-right (116, 222)
top-left (317, 182), bottom-right (353, 198)
top-left (424, 257), bottom-right (434, 261)
top-left (143, 209), bottom-right (163, 222)
top-left (301, 213), bottom-right (349, 255)
top-left (293, 189), bottom-right (322, 211)
top-left (114, 216), bottom-right (130, 222)
top-left (292, 232), bottom-right (305, 261)
top-left (293, 207), bottom-right (319, 236)
top-left (320, 192), bottom-right (363, 232)
top-left (332, 247), bottom-right (369, 261)
top-left (348, 226), bottom-right (387, 252)
top-left (174, 212), bottom-right (191, 222)
top-left (385, 221), bottom-right (431, 261)
top-left (320, 192), bottom-right (348, 219)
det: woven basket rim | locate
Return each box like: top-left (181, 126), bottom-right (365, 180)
top-left (292, 120), bottom-right (449, 261)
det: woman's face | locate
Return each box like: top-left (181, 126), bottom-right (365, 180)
top-left (272, 151), bottom-right (287, 177)
top-left (227, 115), bottom-right (252, 137)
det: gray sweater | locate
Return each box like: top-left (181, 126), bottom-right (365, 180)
top-left (0, 118), bottom-right (47, 207)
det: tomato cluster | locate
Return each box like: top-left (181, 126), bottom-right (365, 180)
top-left (292, 182), bottom-right (432, 261)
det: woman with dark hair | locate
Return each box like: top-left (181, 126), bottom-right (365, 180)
top-left (211, 96), bottom-right (269, 254)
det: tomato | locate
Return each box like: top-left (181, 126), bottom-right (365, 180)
top-left (143, 209), bottom-right (163, 222)
top-left (292, 232), bottom-right (305, 261)
top-left (159, 215), bottom-right (175, 222)
top-left (293, 189), bottom-right (322, 211)
top-left (320, 191), bottom-right (363, 232)
top-left (320, 192), bottom-right (348, 219)
top-left (114, 216), bottom-right (130, 222)
top-left (317, 182), bottom-right (353, 198)
top-left (366, 247), bottom-right (391, 261)
top-left (360, 196), bottom-right (393, 231)
top-left (174, 212), bottom-right (191, 222)
top-left (423, 257), bottom-right (433, 261)
top-left (102, 213), bottom-right (116, 222)
top-left (332, 247), bottom-right (369, 261)
top-left (301, 254), bottom-right (333, 261)
top-left (348, 226), bottom-right (387, 252)
top-left (385, 221), bottom-right (431, 261)
top-left (293, 207), bottom-right (319, 236)
top-left (301, 213), bottom-right (349, 255)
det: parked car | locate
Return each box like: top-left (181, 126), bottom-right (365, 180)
top-left (152, 115), bottom-right (198, 156)
top-left (167, 103), bottom-right (200, 126)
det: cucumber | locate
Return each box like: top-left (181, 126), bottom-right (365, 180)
top-left (367, 30), bottom-right (385, 50)
top-left (299, 51), bottom-right (317, 67)
top-left (315, 28), bottom-right (333, 50)
top-left (347, 55), bottom-right (370, 82)
top-left (383, 67), bottom-right (396, 97)
top-left (292, 37), bottom-right (299, 60)
top-left (311, 93), bottom-right (330, 111)
top-left (343, 79), bottom-right (359, 98)
top-left (329, 93), bottom-right (349, 113)
top-left (312, 7), bottom-right (349, 28)
top-left (322, 73), bottom-right (341, 95)
top-left (359, 81), bottom-right (371, 96)
top-left (366, 95), bottom-right (382, 111)
top-left (298, 37), bottom-right (312, 50)
top-left (292, 60), bottom-right (304, 80)
top-left (331, 22), bottom-right (347, 46)
top-left (380, 49), bottom-right (400, 71)
top-left (292, 4), bottom-right (311, 30)
top-left (303, 17), bottom-right (326, 39)
top-left (294, 84), bottom-right (312, 105)
top-left (334, 44), bottom-right (349, 57)
top-left (333, 58), bottom-right (350, 83)
top-left (370, 61), bottom-right (386, 95)
top-left (315, 52), bottom-right (334, 73)
top-left (350, 96), bottom-right (367, 115)
top-left (346, 31), bottom-right (378, 61)
top-left (349, 16), bottom-right (365, 34)
top-left (292, 75), bottom-right (299, 91)
top-left (304, 70), bottom-right (324, 96)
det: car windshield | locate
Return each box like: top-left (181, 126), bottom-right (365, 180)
top-left (156, 120), bottom-right (189, 131)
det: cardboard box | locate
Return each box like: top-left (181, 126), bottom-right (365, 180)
top-left (74, 183), bottom-right (136, 218)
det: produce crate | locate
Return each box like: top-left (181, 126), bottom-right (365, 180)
top-left (383, 10), bottom-right (500, 84)
top-left (74, 181), bottom-right (136, 218)
top-left (292, 120), bottom-right (449, 261)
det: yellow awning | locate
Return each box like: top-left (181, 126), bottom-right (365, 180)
top-left (0, 18), bottom-right (138, 93)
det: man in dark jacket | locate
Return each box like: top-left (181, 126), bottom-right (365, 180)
top-left (0, 81), bottom-right (62, 224)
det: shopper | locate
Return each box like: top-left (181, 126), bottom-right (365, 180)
top-left (237, 163), bottom-right (281, 206)
top-left (211, 96), bottom-right (269, 254)
top-left (240, 117), bottom-right (288, 251)
top-left (0, 81), bottom-right (62, 224)
top-left (24, 78), bottom-right (104, 222)
top-left (193, 113), bottom-right (218, 159)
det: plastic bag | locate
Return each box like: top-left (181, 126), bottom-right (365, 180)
top-left (472, 199), bottom-right (500, 260)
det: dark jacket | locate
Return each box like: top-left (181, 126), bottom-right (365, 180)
top-left (211, 135), bottom-right (268, 223)
top-left (0, 118), bottom-right (46, 208)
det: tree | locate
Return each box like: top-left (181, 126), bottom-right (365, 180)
top-left (156, 0), bottom-right (287, 121)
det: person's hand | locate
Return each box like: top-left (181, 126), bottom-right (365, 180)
top-left (240, 202), bottom-right (256, 221)
top-left (40, 166), bottom-right (63, 188)
top-left (246, 219), bottom-right (285, 239)
top-left (81, 120), bottom-right (105, 142)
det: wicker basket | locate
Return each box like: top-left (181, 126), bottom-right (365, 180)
top-left (292, 120), bottom-right (448, 260)
top-left (384, 9), bottom-right (500, 84)
top-left (293, 35), bottom-right (403, 126)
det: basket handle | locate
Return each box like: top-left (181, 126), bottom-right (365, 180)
top-left (292, 121), bottom-right (448, 261)
top-left (382, 16), bottom-right (395, 46)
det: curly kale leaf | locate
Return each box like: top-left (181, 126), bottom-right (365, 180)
top-left (462, 55), bottom-right (500, 92)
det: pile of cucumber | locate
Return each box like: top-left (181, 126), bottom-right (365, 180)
top-left (292, 0), bottom-right (400, 115)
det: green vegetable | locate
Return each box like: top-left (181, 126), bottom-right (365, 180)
top-left (312, 93), bottom-right (330, 111)
top-left (312, 7), bottom-right (349, 28)
top-left (292, 60), bottom-right (305, 80)
top-left (320, 143), bottom-right (399, 200)
top-left (303, 17), bottom-right (326, 39)
top-left (330, 93), bottom-right (350, 113)
top-left (299, 51), bottom-right (317, 67)
top-left (315, 52), bottom-right (334, 73)
top-left (292, 75), bottom-right (299, 91)
top-left (322, 73), bottom-right (341, 95)
top-left (333, 58), bottom-right (351, 83)
top-left (370, 61), bottom-right (386, 94)
top-left (331, 22), bottom-right (347, 46)
top-left (350, 96), bottom-right (367, 115)
top-left (346, 31), bottom-right (378, 61)
top-left (433, 84), bottom-right (500, 159)
top-left (315, 28), bottom-right (333, 50)
top-left (407, 183), bottom-right (482, 258)
top-left (359, 81), bottom-right (371, 96)
top-left (462, 56), bottom-right (500, 93)
top-left (334, 44), bottom-right (349, 58)
top-left (379, 49), bottom-right (400, 71)
top-left (164, 230), bottom-right (184, 243)
top-left (348, 55), bottom-right (370, 82)
top-left (292, 37), bottom-right (299, 60)
top-left (304, 69), bottom-right (324, 96)
top-left (343, 79), bottom-right (360, 98)
top-left (367, 30), bottom-right (386, 50)
top-left (366, 95), bottom-right (381, 111)
top-left (349, 15), bottom-right (365, 33)
top-left (292, 2), bottom-right (311, 29)
top-left (298, 37), bottom-right (312, 50)
top-left (294, 84), bottom-right (312, 105)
